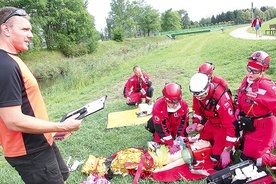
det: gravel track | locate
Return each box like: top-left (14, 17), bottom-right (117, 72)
top-left (230, 26), bottom-right (276, 40)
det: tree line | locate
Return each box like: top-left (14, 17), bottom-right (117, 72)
top-left (104, 0), bottom-right (276, 41)
top-left (1, 0), bottom-right (100, 57)
top-left (1, 0), bottom-right (275, 57)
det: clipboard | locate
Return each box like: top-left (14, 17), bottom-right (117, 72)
top-left (60, 95), bottom-right (107, 122)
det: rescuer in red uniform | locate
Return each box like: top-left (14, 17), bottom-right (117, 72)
top-left (187, 73), bottom-right (238, 168)
top-left (124, 65), bottom-right (154, 105)
top-left (151, 83), bottom-right (189, 153)
top-left (198, 62), bottom-right (229, 89)
top-left (235, 51), bottom-right (276, 166)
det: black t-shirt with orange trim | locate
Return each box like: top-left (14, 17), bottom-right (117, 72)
top-left (0, 49), bottom-right (53, 157)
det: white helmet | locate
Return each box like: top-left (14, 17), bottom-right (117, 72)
top-left (189, 73), bottom-right (209, 96)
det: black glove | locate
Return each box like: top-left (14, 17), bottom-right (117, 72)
top-left (146, 81), bottom-right (152, 87)
top-left (200, 117), bottom-right (207, 125)
top-left (240, 116), bottom-right (255, 132)
top-left (233, 120), bottom-right (242, 137)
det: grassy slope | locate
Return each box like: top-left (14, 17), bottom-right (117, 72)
top-left (0, 21), bottom-right (276, 184)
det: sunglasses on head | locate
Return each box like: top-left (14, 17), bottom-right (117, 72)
top-left (165, 97), bottom-right (180, 104)
top-left (2, 9), bottom-right (27, 24)
top-left (247, 66), bottom-right (261, 74)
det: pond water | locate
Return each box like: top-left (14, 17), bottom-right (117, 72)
top-left (38, 76), bottom-right (64, 91)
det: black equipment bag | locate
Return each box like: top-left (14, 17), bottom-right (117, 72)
top-left (207, 160), bottom-right (275, 184)
top-left (145, 117), bottom-right (155, 133)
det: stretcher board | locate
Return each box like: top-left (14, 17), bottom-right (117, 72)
top-left (107, 109), bottom-right (151, 129)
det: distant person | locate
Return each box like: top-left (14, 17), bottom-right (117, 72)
top-left (0, 7), bottom-right (82, 183)
top-left (221, 27), bottom-right (225, 33)
top-left (149, 83), bottom-right (189, 154)
top-left (251, 16), bottom-right (262, 37)
top-left (123, 65), bottom-right (154, 105)
top-left (198, 62), bottom-right (229, 89)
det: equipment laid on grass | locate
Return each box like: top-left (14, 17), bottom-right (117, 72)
top-left (135, 103), bottom-right (153, 117)
top-left (207, 160), bottom-right (275, 184)
top-left (107, 105), bottom-right (151, 129)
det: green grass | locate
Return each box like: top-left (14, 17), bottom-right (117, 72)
top-left (0, 20), bottom-right (276, 184)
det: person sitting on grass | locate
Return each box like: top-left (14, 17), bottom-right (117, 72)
top-left (123, 65), bottom-right (154, 105)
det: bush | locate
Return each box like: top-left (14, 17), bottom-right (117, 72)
top-left (62, 43), bottom-right (89, 57)
top-left (87, 40), bottom-right (98, 54)
top-left (112, 27), bottom-right (125, 42)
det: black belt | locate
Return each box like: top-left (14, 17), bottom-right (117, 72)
top-left (250, 112), bottom-right (273, 120)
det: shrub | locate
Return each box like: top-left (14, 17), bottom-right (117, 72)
top-left (112, 27), bottom-right (125, 42)
top-left (62, 43), bottom-right (89, 57)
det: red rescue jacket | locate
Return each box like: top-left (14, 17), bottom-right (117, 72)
top-left (192, 83), bottom-right (237, 147)
top-left (152, 97), bottom-right (189, 146)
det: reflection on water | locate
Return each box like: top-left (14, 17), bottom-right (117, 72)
top-left (38, 76), bottom-right (64, 91)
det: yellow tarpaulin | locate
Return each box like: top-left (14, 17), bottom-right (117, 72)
top-left (107, 109), bottom-right (151, 129)
top-left (107, 107), bottom-right (193, 129)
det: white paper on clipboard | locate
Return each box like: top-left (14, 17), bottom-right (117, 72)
top-left (60, 95), bottom-right (107, 122)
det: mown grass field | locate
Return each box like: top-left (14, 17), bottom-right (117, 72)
top-left (0, 19), bottom-right (276, 184)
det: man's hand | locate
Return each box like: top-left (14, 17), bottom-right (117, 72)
top-left (220, 149), bottom-right (231, 168)
top-left (196, 124), bottom-right (204, 131)
top-left (235, 108), bottom-right (240, 120)
top-left (60, 114), bottom-right (82, 132)
top-left (137, 70), bottom-right (146, 81)
top-left (140, 75), bottom-right (145, 82)
top-left (126, 97), bottom-right (131, 103)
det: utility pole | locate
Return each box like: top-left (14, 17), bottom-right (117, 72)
top-left (251, 2), bottom-right (254, 21)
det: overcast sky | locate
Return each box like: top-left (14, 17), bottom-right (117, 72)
top-left (87, 0), bottom-right (275, 31)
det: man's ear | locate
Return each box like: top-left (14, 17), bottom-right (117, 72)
top-left (1, 24), bottom-right (11, 36)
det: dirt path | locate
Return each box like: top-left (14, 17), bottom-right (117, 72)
top-left (230, 26), bottom-right (276, 40)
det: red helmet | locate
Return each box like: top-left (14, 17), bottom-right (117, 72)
top-left (247, 51), bottom-right (270, 71)
top-left (162, 83), bottom-right (182, 104)
top-left (198, 62), bottom-right (215, 77)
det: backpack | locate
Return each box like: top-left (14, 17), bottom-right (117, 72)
top-left (145, 117), bottom-right (155, 133)
top-left (199, 83), bottom-right (231, 119)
